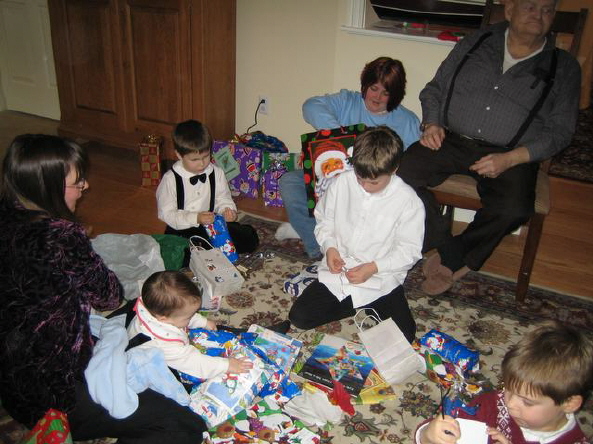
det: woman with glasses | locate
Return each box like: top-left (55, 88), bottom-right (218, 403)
top-left (0, 134), bottom-right (207, 443)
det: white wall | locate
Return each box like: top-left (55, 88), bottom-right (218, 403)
top-left (236, 0), bottom-right (455, 152)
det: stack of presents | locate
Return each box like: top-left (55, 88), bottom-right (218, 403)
top-left (140, 131), bottom-right (301, 208)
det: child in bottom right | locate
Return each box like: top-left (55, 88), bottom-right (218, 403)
top-left (416, 320), bottom-right (593, 444)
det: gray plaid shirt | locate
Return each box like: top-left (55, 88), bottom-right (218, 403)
top-left (420, 21), bottom-right (581, 162)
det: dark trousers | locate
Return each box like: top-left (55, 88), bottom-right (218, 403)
top-left (165, 222), bottom-right (259, 267)
top-left (68, 380), bottom-right (206, 444)
top-left (398, 133), bottom-right (538, 272)
top-left (288, 281), bottom-right (416, 343)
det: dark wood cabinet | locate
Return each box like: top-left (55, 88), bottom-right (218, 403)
top-left (48, 0), bottom-right (235, 159)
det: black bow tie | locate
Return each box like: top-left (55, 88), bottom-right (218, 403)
top-left (189, 173), bottom-right (207, 185)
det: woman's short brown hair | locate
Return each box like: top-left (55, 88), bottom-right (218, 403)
top-left (141, 271), bottom-right (202, 317)
top-left (502, 320), bottom-right (593, 405)
top-left (360, 57), bottom-right (407, 112)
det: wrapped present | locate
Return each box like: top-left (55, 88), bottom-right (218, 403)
top-left (139, 135), bottom-right (162, 187)
top-left (20, 408), bottom-right (73, 444)
top-left (213, 141), bottom-right (261, 198)
top-left (262, 151), bottom-right (301, 172)
top-left (414, 330), bottom-right (483, 396)
top-left (204, 214), bottom-right (239, 264)
top-left (301, 125), bottom-right (366, 215)
top-left (261, 161), bottom-right (287, 207)
top-left (237, 131), bottom-right (288, 153)
top-left (187, 328), bottom-right (300, 428)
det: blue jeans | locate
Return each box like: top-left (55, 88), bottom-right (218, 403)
top-left (278, 169), bottom-right (320, 258)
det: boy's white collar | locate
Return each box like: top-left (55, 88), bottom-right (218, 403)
top-left (520, 414), bottom-right (576, 444)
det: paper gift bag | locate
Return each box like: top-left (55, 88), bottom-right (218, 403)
top-left (212, 141), bottom-right (261, 198)
top-left (261, 162), bottom-right (287, 207)
top-left (355, 309), bottom-right (425, 385)
top-left (139, 135), bottom-right (162, 187)
top-left (301, 124), bottom-right (366, 215)
top-left (189, 237), bottom-right (244, 311)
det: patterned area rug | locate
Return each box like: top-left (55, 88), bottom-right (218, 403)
top-left (1, 217), bottom-right (592, 444)
top-left (549, 91), bottom-right (593, 184)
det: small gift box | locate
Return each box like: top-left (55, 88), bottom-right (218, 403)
top-left (261, 151), bottom-right (301, 172)
top-left (139, 135), bottom-right (162, 187)
top-left (213, 141), bottom-right (261, 198)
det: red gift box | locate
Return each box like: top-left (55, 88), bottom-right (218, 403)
top-left (139, 135), bottom-right (162, 187)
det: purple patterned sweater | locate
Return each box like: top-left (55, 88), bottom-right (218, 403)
top-left (0, 201), bottom-right (122, 427)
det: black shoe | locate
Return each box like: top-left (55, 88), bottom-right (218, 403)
top-left (266, 320), bottom-right (291, 335)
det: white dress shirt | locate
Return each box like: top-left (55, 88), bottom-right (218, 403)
top-left (314, 170), bottom-right (425, 307)
top-left (156, 161), bottom-right (237, 230)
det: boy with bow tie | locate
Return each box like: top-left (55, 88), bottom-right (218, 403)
top-left (156, 119), bottom-right (259, 256)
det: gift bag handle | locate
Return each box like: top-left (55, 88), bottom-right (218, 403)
top-left (189, 235), bottom-right (214, 251)
top-left (354, 308), bottom-right (382, 332)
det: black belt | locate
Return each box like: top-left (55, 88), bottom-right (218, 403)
top-left (445, 129), bottom-right (494, 147)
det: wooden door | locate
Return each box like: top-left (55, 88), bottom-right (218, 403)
top-left (48, 0), bottom-right (127, 142)
top-left (119, 0), bottom-right (191, 157)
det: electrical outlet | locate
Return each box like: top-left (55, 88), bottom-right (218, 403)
top-left (258, 95), bottom-right (269, 115)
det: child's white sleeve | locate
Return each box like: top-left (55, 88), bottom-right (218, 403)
top-left (313, 175), bottom-right (339, 254)
top-left (156, 170), bottom-right (200, 229)
top-left (212, 166), bottom-right (237, 213)
top-left (188, 313), bottom-right (209, 329)
top-left (160, 340), bottom-right (230, 380)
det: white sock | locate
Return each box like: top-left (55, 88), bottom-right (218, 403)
top-left (275, 222), bottom-right (301, 240)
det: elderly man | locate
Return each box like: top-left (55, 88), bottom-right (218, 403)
top-left (398, 0), bottom-right (581, 295)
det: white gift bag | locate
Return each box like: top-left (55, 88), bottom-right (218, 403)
top-left (355, 309), bottom-right (425, 385)
top-left (189, 236), bottom-right (244, 311)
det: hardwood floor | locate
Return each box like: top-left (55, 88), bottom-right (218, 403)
top-left (2, 111), bottom-right (592, 300)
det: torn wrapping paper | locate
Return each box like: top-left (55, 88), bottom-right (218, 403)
top-left (186, 328), bottom-right (300, 428)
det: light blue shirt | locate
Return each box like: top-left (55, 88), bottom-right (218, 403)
top-left (302, 89), bottom-right (420, 149)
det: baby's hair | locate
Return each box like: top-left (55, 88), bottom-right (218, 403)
top-left (172, 119), bottom-right (213, 156)
top-left (141, 271), bottom-right (202, 317)
top-left (350, 125), bottom-right (403, 179)
top-left (502, 320), bottom-right (593, 405)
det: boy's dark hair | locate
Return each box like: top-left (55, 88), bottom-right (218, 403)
top-left (350, 126), bottom-right (403, 179)
top-left (141, 270), bottom-right (202, 317)
top-left (502, 320), bottom-right (593, 405)
top-left (172, 120), bottom-right (213, 156)
top-left (1, 134), bottom-right (88, 222)
top-left (360, 57), bottom-right (406, 112)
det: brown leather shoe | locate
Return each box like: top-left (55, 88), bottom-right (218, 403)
top-left (421, 270), bottom-right (454, 295)
top-left (422, 252), bottom-right (442, 278)
top-left (420, 265), bottom-right (471, 296)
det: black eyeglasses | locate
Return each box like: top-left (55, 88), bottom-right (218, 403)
top-left (66, 180), bottom-right (87, 191)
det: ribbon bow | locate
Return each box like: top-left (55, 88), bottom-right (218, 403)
top-left (189, 173), bottom-right (207, 185)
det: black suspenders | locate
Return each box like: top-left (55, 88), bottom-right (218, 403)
top-left (443, 30), bottom-right (559, 148)
top-left (172, 169), bottom-right (216, 212)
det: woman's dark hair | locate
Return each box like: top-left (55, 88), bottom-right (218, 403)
top-left (0, 134), bottom-right (88, 221)
top-left (360, 57), bottom-right (407, 112)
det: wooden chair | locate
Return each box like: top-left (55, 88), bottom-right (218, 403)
top-left (429, 1), bottom-right (588, 303)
